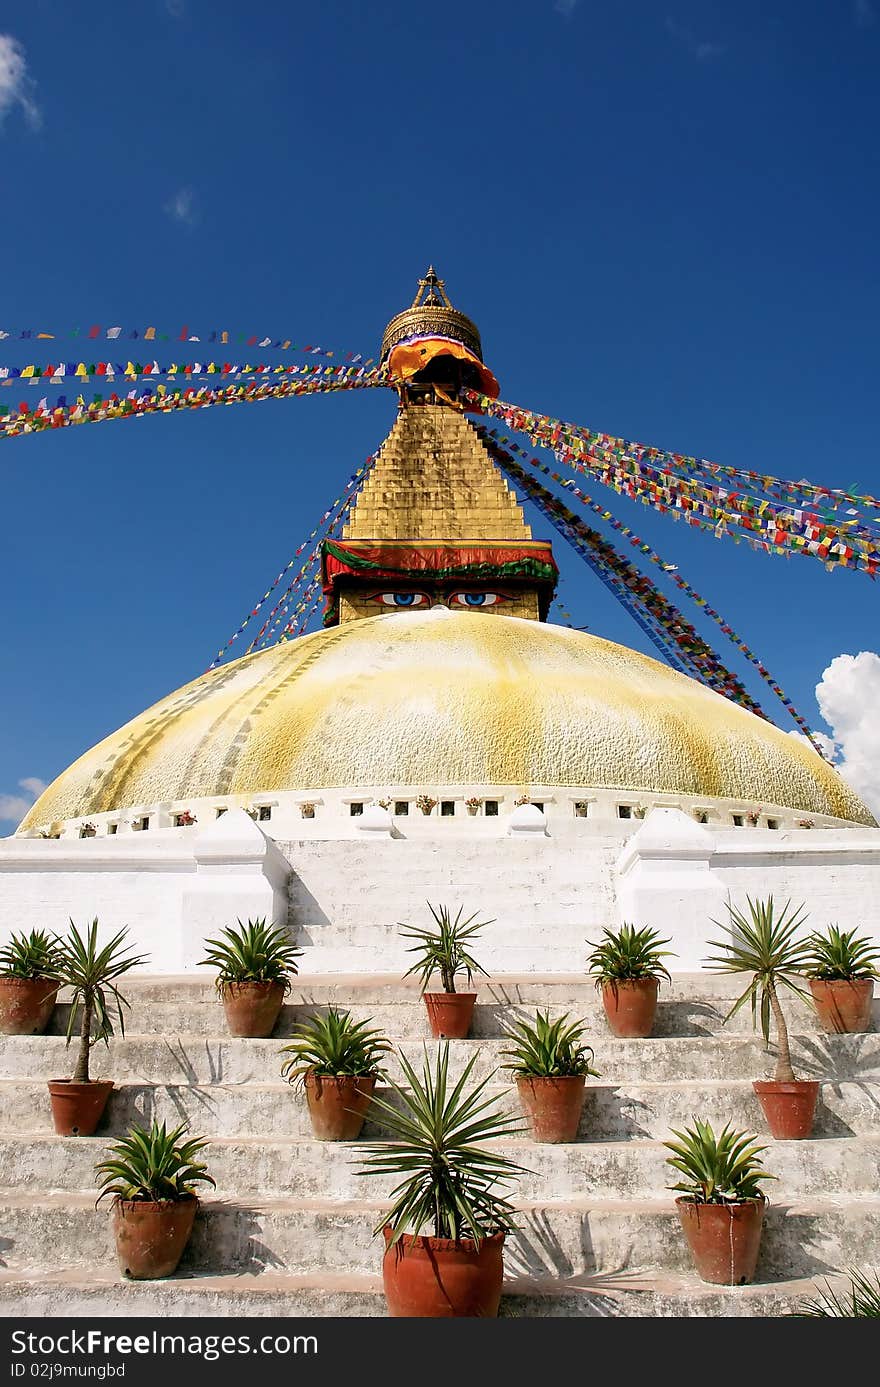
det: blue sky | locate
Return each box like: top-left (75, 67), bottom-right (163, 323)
top-left (2, 0), bottom-right (879, 823)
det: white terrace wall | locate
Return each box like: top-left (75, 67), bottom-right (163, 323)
top-left (1, 806), bottom-right (879, 974)
top-left (616, 808), bottom-right (880, 969)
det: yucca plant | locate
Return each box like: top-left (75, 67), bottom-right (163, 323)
top-left (586, 924), bottom-right (674, 985)
top-left (358, 1042), bottom-right (527, 1246)
top-left (664, 1118), bottom-right (775, 1204)
top-left (197, 918), bottom-right (302, 990)
top-left (704, 896), bottom-right (812, 1082)
top-left (95, 1119), bottom-right (215, 1204)
top-left (280, 1007), bottom-right (392, 1086)
top-left (803, 925), bottom-right (880, 980)
top-left (57, 919), bottom-right (149, 1084)
top-left (792, 1268), bottom-right (880, 1317)
top-left (399, 903), bottom-right (491, 993)
top-left (501, 1010), bottom-right (600, 1078)
top-left (0, 929), bottom-right (63, 979)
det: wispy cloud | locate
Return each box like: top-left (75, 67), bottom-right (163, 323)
top-left (164, 186), bottom-right (198, 227)
top-left (0, 33), bottom-right (41, 131)
top-left (854, 0), bottom-right (876, 27)
top-left (164, 0), bottom-right (187, 17)
top-left (554, 0), bottom-right (579, 16)
top-left (0, 776), bottom-right (47, 825)
top-left (665, 16), bottom-right (725, 61)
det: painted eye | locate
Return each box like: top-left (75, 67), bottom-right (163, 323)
top-left (376, 592), bottom-right (428, 608)
top-left (449, 592), bottom-right (502, 608)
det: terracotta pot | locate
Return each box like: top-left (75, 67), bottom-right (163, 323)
top-left (753, 1079), bottom-right (819, 1139)
top-left (423, 992), bottom-right (476, 1039)
top-left (47, 1078), bottom-right (113, 1135)
top-left (304, 1072), bottom-right (377, 1140)
top-left (516, 1075), bottom-right (585, 1143)
top-left (382, 1226), bottom-right (505, 1317)
top-left (220, 980), bottom-right (286, 1037)
top-left (112, 1197), bottom-right (198, 1279)
top-left (601, 978), bottom-right (659, 1038)
top-left (675, 1197), bottom-right (765, 1285)
top-left (0, 977), bottom-right (60, 1035)
top-left (809, 978), bottom-right (874, 1034)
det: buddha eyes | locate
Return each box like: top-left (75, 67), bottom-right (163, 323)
top-left (376, 592), bottom-right (429, 608)
top-left (370, 592), bottom-right (508, 609)
top-left (449, 592), bottom-right (502, 608)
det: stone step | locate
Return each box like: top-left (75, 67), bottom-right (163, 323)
top-left (2, 1133), bottom-right (877, 1201)
top-left (46, 994), bottom-right (848, 1040)
top-left (0, 1190), bottom-right (874, 1279)
top-left (1, 1076), bottom-right (876, 1141)
top-left (0, 1266), bottom-right (848, 1318)
top-left (2, 1032), bottom-right (876, 1084)
top-left (45, 971), bottom-right (871, 1033)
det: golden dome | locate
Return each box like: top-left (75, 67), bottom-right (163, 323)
top-left (379, 266), bottom-right (483, 366)
top-left (19, 611), bottom-right (873, 829)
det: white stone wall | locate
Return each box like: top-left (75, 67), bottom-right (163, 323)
top-left (2, 805), bottom-right (879, 975)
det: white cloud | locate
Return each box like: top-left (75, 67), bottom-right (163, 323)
top-left (665, 16), bottom-right (725, 61)
top-left (554, 0), bottom-right (579, 16)
top-left (0, 776), bottom-right (47, 825)
top-left (164, 186), bottom-right (197, 226)
top-left (0, 33), bottom-right (40, 130)
top-left (855, 0), bottom-right (876, 28)
top-left (165, 0), bottom-right (187, 15)
top-left (806, 651), bottom-right (880, 816)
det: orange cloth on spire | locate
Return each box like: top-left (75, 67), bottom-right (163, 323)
top-left (387, 337), bottom-right (500, 398)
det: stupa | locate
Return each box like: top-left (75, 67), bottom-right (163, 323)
top-left (1, 270), bottom-right (879, 971)
top-left (1, 273), bottom-right (879, 1322)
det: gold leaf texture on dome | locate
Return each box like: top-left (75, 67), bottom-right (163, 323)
top-left (19, 611), bottom-right (874, 830)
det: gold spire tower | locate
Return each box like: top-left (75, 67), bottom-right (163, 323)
top-left (321, 270), bottom-right (557, 624)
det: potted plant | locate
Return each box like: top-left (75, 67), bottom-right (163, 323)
top-left (0, 929), bottom-right (63, 1035)
top-left (704, 895), bottom-right (817, 1138)
top-left (300, 801), bottom-right (316, 819)
top-left (198, 917), bottom-right (302, 1037)
top-left (416, 794), bottom-right (437, 816)
top-left (399, 903), bottom-right (490, 1038)
top-left (664, 1117), bottom-right (775, 1285)
top-left (358, 1043), bottom-right (527, 1317)
top-left (280, 1007), bottom-right (392, 1140)
top-left (586, 924), bottom-right (674, 1038)
top-left (465, 797), bottom-right (482, 816)
top-left (95, 1119), bottom-right (215, 1279)
top-left (501, 1009), bottom-right (600, 1143)
top-left (47, 918), bottom-right (149, 1136)
top-left (803, 925), bottom-right (880, 1034)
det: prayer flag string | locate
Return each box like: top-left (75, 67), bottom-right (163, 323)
top-left (466, 392), bottom-right (880, 578)
top-left (485, 429), bottom-right (827, 753)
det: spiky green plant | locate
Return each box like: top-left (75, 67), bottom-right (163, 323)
top-left (358, 1043), bottom-right (527, 1246)
top-left (664, 1118), bottom-right (775, 1204)
top-left (197, 918), bottom-right (302, 991)
top-left (57, 919), bottom-right (149, 1084)
top-left (0, 929), bottom-right (63, 980)
top-left (95, 1120), bottom-right (215, 1204)
top-left (803, 925), bottom-right (880, 981)
top-left (280, 1007), bottom-right (392, 1086)
top-left (586, 924), bottom-right (674, 987)
top-left (792, 1268), bottom-right (880, 1317)
top-left (704, 895), bottom-right (812, 1082)
top-left (399, 903), bottom-right (492, 994)
top-left (501, 1009), bottom-right (600, 1078)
